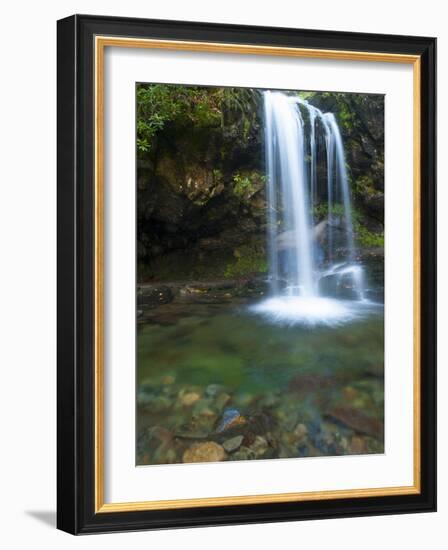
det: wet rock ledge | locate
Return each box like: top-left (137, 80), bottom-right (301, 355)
top-left (137, 277), bottom-right (269, 322)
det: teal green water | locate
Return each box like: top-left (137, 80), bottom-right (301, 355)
top-left (138, 302), bottom-right (384, 392)
top-left (136, 300), bottom-right (384, 465)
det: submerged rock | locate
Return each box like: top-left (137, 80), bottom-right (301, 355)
top-left (294, 423), bottom-right (308, 440)
top-left (246, 411), bottom-right (276, 436)
top-left (182, 441), bottom-right (227, 463)
top-left (192, 398), bottom-right (217, 418)
top-left (349, 436), bottom-right (368, 455)
top-left (215, 408), bottom-right (246, 433)
top-left (326, 406), bottom-right (383, 440)
top-left (231, 446), bottom-right (256, 461)
top-left (137, 285), bottom-right (173, 308)
top-left (205, 384), bottom-right (227, 397)
top-left (222, 435), bottom-right (244, 453)
top-left (250, 435), bottom-right (269, 457)
top-left (179, 391), bottom-right (201, 407)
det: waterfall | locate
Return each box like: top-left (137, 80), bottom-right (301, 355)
top-left (253, 91), bottom-right (367, 325)
top-left (264, 91), bottom-right (315, 298)
top-left (324, 113), bottom-right (356, 264)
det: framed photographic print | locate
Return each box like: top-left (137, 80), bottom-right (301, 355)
top-left (57, 14), bottom-right (436, 534)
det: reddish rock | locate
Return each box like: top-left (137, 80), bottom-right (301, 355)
top-left (326, 406), bottom-right (383, 440)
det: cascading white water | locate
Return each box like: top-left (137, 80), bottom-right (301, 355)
top-left (264, 91), bottom-right (316, 298)
top-left (253, 91), bottom-right (368, 325)
top-left (324, 113), bottom-right (356, 264)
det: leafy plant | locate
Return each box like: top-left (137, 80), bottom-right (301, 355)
top-left (232, 172), bottom-right (265, 200)
top-left (136, 84), bottom-right (261, 154)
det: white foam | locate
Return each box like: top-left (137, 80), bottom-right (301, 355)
top-left (250, 296), bottom-right (378, 327)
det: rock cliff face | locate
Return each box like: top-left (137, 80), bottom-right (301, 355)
top-left (136, 85), bottom-right (384, 283)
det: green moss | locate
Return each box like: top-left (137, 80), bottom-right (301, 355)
top-left (353, 175), bottom-right (382, 198)
top-left (355, 225), bottom-right (384, 248)
top-left (224, 244), bottom-right (267, 278)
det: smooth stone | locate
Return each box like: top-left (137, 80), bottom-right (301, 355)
top-left (250, 435), bottom-right (268, 457)
top-left (326, 406), bottom-right (383, 440)
top-left (294, 423), bottom-right (308, 440)
top-left (231, 446), bottom-right (256, 461)
top-left (215, 408), bottom-right (246, 433)
top-left (222, 435), bottom-right (244, 453)
top-left (192, 398), bottom-right (217, 419)
top-left (180, 391), bottom-right (201, 406)
top-left (349, 435), bottom-right (367, 454)
top-left (182, 441), bottom-right (227, 463)
top-left (197, 407), bottom-right (217, 418)
top-left (205, 384), bottom-right (226, 397)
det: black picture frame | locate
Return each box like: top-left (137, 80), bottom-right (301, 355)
top-left (57, 13), bottom-right (436, 534)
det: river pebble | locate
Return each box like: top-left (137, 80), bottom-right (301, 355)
top-left (222, 435), bottom-right (244, 453)
top-left (183, 441), bottom-right (227, 463)
top-left (180, 391), bottom-right (201, 406)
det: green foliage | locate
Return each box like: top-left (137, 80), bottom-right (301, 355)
top-left (232, 173), bottom-right (252, 196)
top-left (231, 171), bottom-right (265, 200)
top-left (297, 91), bottom-right (315, 100)
top-left (221, 88), bottom-right (260, 138)
top-left (224, 244), bottom-right (267, 278)
top-left (136, 84), bottom-right (261, 154)
top-left (232, 173), bottom-right (252, 198)
top-left (136, 84), bottom-right (223, 153)
top-left (136, 85), bottom-right (182, 152)
top-left (355, 225), bottom-right (384, 248)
